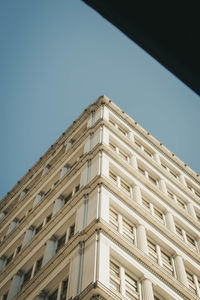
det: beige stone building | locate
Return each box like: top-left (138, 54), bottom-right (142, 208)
top-left (0, 95), bottom-right (200, 300)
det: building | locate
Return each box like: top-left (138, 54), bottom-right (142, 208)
top-left (0, 95), bottom-right (200, 300)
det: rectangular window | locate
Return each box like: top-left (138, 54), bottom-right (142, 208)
top-left (186, 234), bottom-right (196, 247)
top-left (68, 224), bottom-right (75, 240)
top-left (125, 272), bottom-right (138, 299)
top-left (23, 268), bottom-right (32, 287)
top-left (154, 207), bottom-right (163, 222)
top-left (75, 185), bottom-right (80, 193)
top-left (16, 245), bottom-right (21, 255)
top-left (119, 150), bottom-right (128, 161)
top-left (46, 214), bottom-right (52, 224)
top-left (109, 209), bottom-right (118, 231)
top-left (109, 260), bottom-right (120, 291)
top-left (169, 170), bottom-right (177, 178)
top-left (147, 240), bottom-right (158, 262)
top-left (2, 293), bottom-right (8, 300)
top-left (142, 197), bottom-right (150, 210)
top-left (161, 163), bottom-right (167, 170)
top-left (34, 257), bottom-right (43, 275)
top-left (120, 180), bottom-right (130, 193)
top-left (186, 271), bottom-right (196, 294)
top-left (148, 175), bottom-right (157, 185)
top-left (6, 254), bottom-right (13, 266)
top-left (60, 278), bottom-right (68, 300)
top-left (109, 142), bottom-right (116, 151)
top-left (161, 250), bottom-right (173, 275)
top-left (144, 148), bottom-right (152, 157)
top-left (64, 192), bottom-right (72, 204)
top-left (138, 166), bottom-right (145, 175)
top-left (109, 171), bottom-right (117, 182)
top-left (167, 191), bottom-right (174, 199)
top-left (56, 234), bottom-right (66, 253)
top-left (177, 198), bottom-right (185, 209)
top-left (35, 224), bottom-right (43, 235)
top-left (48, 289), bottom-right (58, 300)
top-left (135, 141), bottom-right (141, 148)
top-left (194, 190), bottom-right (200, 198)
top-left (118, 126), bottom-right (127, 135)
top-left (122, 219), bottom-right (134, 243)
top-left (175, 225), bottom-right (183, 239)
top-left (109, 119), bottom-right (116, 127)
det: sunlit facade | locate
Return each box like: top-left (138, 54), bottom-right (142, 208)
top-left (0, 95), bottom-right (200, 300)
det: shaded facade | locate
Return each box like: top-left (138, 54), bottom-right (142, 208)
top-left (0, 95), bottom-right (200, 300)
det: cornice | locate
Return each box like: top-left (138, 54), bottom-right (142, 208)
top-left (97, 95), bottom-right (200, 185)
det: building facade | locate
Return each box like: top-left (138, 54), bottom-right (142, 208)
top-left (0, 95), bottom-right (200, 300)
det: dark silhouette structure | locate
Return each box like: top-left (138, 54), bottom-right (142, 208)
top-left (82, 1), bottom-right (200, 95)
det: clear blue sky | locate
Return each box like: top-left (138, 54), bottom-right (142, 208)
top-left (0, 0), bottom-right (199, 200)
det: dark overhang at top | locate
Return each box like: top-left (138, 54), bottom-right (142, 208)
top-left (82, 1), bottom-right (200, 96)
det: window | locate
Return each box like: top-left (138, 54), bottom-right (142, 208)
top-left (144, 148), bottom-right (152, 157)
top-left (125, 272), bottom-right (138, 299)
top-left (161, 163), bottom-right (167, 170)
top-left (48, 289), bottom-right (58, 300)
top-left (122, 219), bottom-right (135, 243)
top-left (109, 260), bottom-right (139, 299)
top-left (64, 192), bottom-right (72, 204)
top-left (138, 166), bottom-right (145, 175)
top-left (22, 268), bottom-right (32, 287)
top-left (109, 142), bottom-right (117, 151)
top-left (60, 278), bottom-right (68, 300)
top-left (186, 233), bottom-right (196, 248)
top-left (6, 254), bottom-right (13, 266)
top-left (186, 271), bottom-right (196, 294)
top-left (35, 224), bottom-right (43, 235)
top-left (142, 197), bottom-right (150, 210)
top-left (175, 224), bottom-right (183, 239)
top-left (167, 190), bottom-right (174, 199)
top-left (147, 240), bottom-right (158, 262)
top-left (15, 245), bottom-right (21, 255)
top-left (135, 141), bottom-right (142, 148)
top-left (176, 198), bottom-right (186, 209)
top-left (110, 260), bottom-right (120, 291)
top-left (109, 209), bottom-right (118, 231)
top-left (34, 257), bottom-right (43, 275)
top-left (148, 240), bottom-right (174, 275)
top-left (56, 234), bottom-right (66, 253)
top-left (119, 150), bottom-right (128, 161)
top-left (121, 180), bottom-right (130, 193)
top-left (68, 224), bottom-right (75, 240)
top-left (109, 119), bottom-right (116, 127)
top-left (75, 185), bottom-right (80, 193)
top-left (169, 170), bottom-right (177, 178)
top-left (109, 171), bottom-right (117, 182)
top-left (46, 214), bottom-right (52, 224)
top-left (161, 250), bottom-right (173, 275)
top-left (2, 292), bottom-right (8, 300)
top-left (118, 126), bottom-right (127, 135)
top-left (109, 209), bottom-right (135, 243)
top-left (148, 175), bottom-right (157, 185)
top-left (154, 207), bottom-right (164, 222)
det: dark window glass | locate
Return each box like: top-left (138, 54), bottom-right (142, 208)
top-left (35, 224), bottom-right (43, 235)
top-left (16, 245), bottom-right (21, 255)
top-left (68, 224), bottom-right (75, 240)
top-left (23, 268), bottom-right (32, 286)
top-left (56, 234), bottom-right (66, 253)
top-left (34, 257), bottom-right (43, 275)
top-left (46, 214), bottom-right (52, 224)
top-left (48, 289), bottom-right (58, 300)
top-left (75, 185), bottom-right (80, 193)
top-left (6, 254), bottom-right (13, 266)
top-left (60, 278), bottom-right (68, 300)
top-left (2, 292), bottom-right (8, 300)
top-left (64, 192), bottom-right (72, 204)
